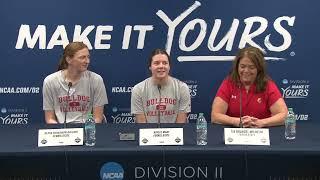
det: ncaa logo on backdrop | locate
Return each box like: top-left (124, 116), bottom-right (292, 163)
top-left (0, 87), bottom-right (40, 94)
top-left (100, 162), bottom-right (124, 180)
top-left (280, 79), bottom-right (310, 98)
top-left (1, 107), bottom-right (7, 113)
top-left (111, 86), bottom-right (133, 93)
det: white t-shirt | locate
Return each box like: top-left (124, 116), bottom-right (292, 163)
top-left (43, 70), bottom-right (108, 123)
top-left (131, 77), bottom-right (191, 123)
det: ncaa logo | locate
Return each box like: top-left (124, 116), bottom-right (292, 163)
top-left (112, 107), bottom-right (118, 113)
top-left (282, 79), bottom-right (288, 84)
top-left (100, 162), bottom-right (124, 180)
top-left (1, 107), bottom-right (7, 113)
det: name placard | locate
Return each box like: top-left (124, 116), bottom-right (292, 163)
top-left (224, 128), bottom-right (270, 145)
top-left (139, 128), bottom-right (183, 146)
top-left (38, 128), bottom-right (84, 147)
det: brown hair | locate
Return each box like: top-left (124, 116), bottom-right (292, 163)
top-left (57, 42), bottom-right (88, 71)
top-left (230, 46), bottom-right (269, 92)
top-left (148, 49), bottom-right (171, 68)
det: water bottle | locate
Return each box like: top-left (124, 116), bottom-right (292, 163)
top-left (196, 113), bottom-right (207, 145)
top-left (85, 113), bottom-right (96, 146)
top-left (285, 108), bottom-right (296, 140)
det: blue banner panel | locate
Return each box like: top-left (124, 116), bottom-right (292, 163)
top-left (68, 152), bottom-right (245, 180)
top-left (0, 155), bottom-right (66, 179)
top-left (0, 0), bottom-right (319, 124)
top-left (247, 154), bottom-right (320, 180)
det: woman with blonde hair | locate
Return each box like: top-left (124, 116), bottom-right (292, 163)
top-left (43, 42), bottom-right (108, 124)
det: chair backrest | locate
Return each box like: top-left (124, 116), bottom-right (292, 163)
top-left (103, 114), bottom-right (107, 124)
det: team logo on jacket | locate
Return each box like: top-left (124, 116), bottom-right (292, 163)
top-left (257, 98), bottom-right (262, 103)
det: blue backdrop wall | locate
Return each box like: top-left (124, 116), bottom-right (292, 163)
top-left (0, 0), bottom-right (317, 124)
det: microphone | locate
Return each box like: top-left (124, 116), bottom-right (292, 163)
top-left (239, 84), bottom-right (243, 128)
top-left (64, 82), bottom-right (72, 128)
top-left (157, 84), bottom-right (165, 180)
top-left (157, 85), bottom-right (161, 127)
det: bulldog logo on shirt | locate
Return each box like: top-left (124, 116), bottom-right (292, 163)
top-left (156, 104), bottom-right (167, 110)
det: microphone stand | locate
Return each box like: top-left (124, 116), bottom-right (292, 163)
top-left (239, 84), bottom-right (243, 128)
top-left (64, 82), bottom-right (72, 128)
top-left (157, 85), bottom-right (161, 128)
top-left (63, 82), bottom-right (72, 179)
top-left (157, 84), bottom-right (165, 180)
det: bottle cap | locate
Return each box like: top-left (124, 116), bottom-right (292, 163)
top-left (88, 113), bottom-right (93, 118)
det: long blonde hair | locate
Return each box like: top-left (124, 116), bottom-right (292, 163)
top-left (57, 42), bottom-right (88, 71)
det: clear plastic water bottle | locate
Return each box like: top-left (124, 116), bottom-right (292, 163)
top-left (196, 113), bottom-right (207, 145)
top-left (285, 108), bottom-right (296, 140)
top-left (85, 113), bottom-right (96, 146)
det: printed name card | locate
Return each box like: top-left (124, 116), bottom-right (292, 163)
top-left (139, 128), bottom-right (183, 146)
top-left (224, 128), bottom-right (270, 145)
top-left (38, 128), bottom-right (84, 147)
